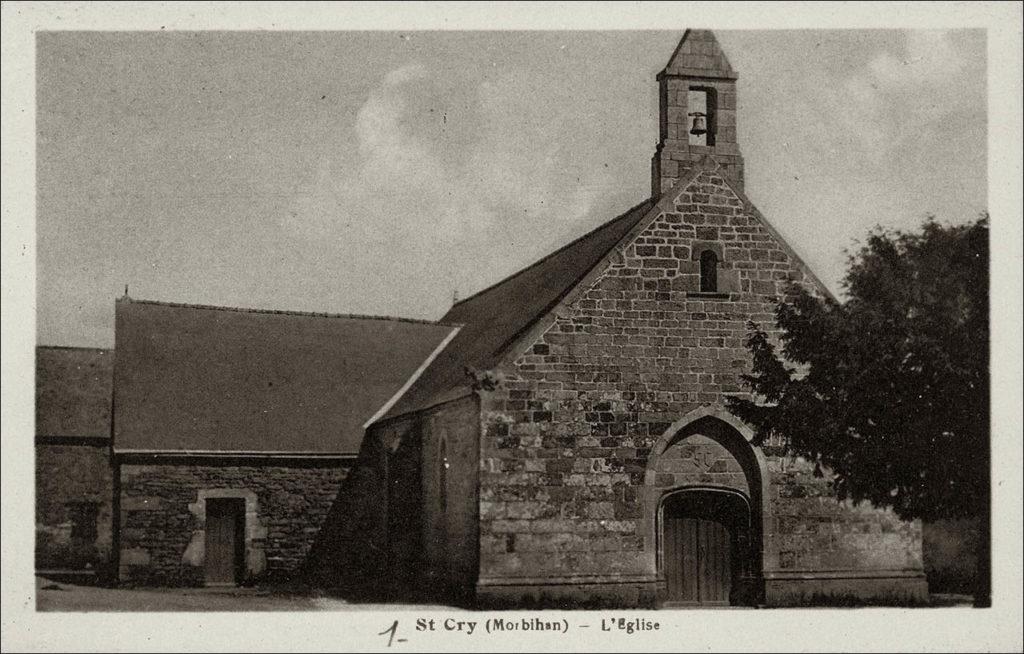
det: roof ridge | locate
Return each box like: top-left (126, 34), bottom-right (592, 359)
top-left (450, 197), bottom-right (655, 310)
top-left (118, 297), bottom-right (461, 327)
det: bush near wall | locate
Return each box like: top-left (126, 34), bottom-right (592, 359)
top-left (923, 517), bottom-right (979, 594)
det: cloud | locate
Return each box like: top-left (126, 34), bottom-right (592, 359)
top-left (281, 63), bottom-right (622, 311)
top-left (868, 30), bottom-right (963, 89)
top-left (816, 30), bottom-right (970, 165)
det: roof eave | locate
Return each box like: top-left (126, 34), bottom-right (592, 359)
top-left (363, 325), bottom-right (463, 428)
top-left (372, 384), bottom-right (477, 428)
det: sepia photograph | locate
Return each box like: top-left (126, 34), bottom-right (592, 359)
top-left (2, 2), bottom-right (1022, 652)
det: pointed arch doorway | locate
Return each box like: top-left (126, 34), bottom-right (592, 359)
top-left (645, 408), bottom-right (768, 607)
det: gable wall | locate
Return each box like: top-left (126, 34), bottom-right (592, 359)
top-left (476, 171), bottom-right (925, 605)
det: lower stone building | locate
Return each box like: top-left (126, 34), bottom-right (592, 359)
top-left (110, 298), bottom-right (456, 586)
top-left (35, 346), bottom-right (115, 582)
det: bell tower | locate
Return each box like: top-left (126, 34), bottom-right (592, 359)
top-left (651, 30), bottom-right (745, 196)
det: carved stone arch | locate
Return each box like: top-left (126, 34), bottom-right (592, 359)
top-left (642, 406), bottom-right (769, 606)
top-left (647, 405), bottom-right (757, 457)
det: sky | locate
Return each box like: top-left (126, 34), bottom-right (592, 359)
top-left (36, 29), bottom-right (987, 347)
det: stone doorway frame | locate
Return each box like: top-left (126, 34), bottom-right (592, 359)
top-left (642, 406), bottom-right (770, 606)
top-left (182, 488), bottom-right (267, 583)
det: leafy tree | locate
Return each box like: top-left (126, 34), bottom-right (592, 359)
top-left (727, 215), bottom-right (989, 605)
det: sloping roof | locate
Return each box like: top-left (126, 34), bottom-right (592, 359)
top-left (662, 29), bottom-right (737, 79)
top-left (382, 198), bottom-right (656, 420)
top-left (113, 298), bottom-right (456, 454)
top-left (36, 346), bottom-right (114, 438)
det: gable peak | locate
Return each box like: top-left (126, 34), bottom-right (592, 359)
top-left (662, 29), bottom-right (737, 80)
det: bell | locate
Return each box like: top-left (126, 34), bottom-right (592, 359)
top-left (689, 112), bottom-right (707, 136)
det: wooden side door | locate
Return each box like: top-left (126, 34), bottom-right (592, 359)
top-left (205, 498), bottom-right (245, 586)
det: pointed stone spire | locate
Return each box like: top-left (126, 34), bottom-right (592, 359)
top-left (662, 29), bottom-right (737, 79)
top-left (651, 30), bottom-right (744, 196)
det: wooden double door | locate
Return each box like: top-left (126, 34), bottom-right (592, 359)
top-left (662, 491), bottom-right (750, 606)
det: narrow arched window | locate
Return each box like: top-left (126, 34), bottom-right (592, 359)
top-left (700, 250), bottom-right (719, 293)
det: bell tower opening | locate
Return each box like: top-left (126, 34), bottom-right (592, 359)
top-left (651, 30), bottom-right (745, 196)
top-left (686, 88), bottom-right (716, 147)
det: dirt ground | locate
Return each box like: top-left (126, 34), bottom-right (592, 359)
top-left (34, 577), bottom-right (973, 612)
top-left (34, 577), bottom-right (462, 612)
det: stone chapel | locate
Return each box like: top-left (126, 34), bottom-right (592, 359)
top-left (36, 30), bottom-right (928, 607)
top-left (305, 30), bottom-right (929, 607)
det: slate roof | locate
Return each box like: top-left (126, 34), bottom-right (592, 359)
top-left (113, 298), bottom-right (457, 454)
top-left (36, 346), bottom-right (114, 438)
top-left (382, 198), bottom-right (656, 420)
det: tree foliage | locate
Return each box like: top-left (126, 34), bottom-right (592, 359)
top-left (727, 215), bottom-right (989, 522)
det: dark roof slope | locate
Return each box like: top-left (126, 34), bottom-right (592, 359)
top-left (113, 298), bottom-right (455, 453)
top-left (383, 198), bottom-right (655, 420)
top-left (36, 346), bottom-right (114, 438)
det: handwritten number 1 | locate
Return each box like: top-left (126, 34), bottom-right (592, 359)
top-left (379, 620), bottom-right (399, 647)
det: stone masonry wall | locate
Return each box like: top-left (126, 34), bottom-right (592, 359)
top-left (118, 462), bottom-right (347, 586)
top-left (764, 454), bottom-right (926, 604)
top-left (767, 456), bottom-right (922, 573)
top-left (35, 443), bottom-right (114, 577)
top-left (419, 396), bottom-right (481, 600)
top-left (478, 170), bottom-right (925, 604)
top-left (652, 433), bottom-right (750, 495)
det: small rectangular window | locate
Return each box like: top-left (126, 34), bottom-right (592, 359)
top-left (67, 502), bottom-right (99, 543)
